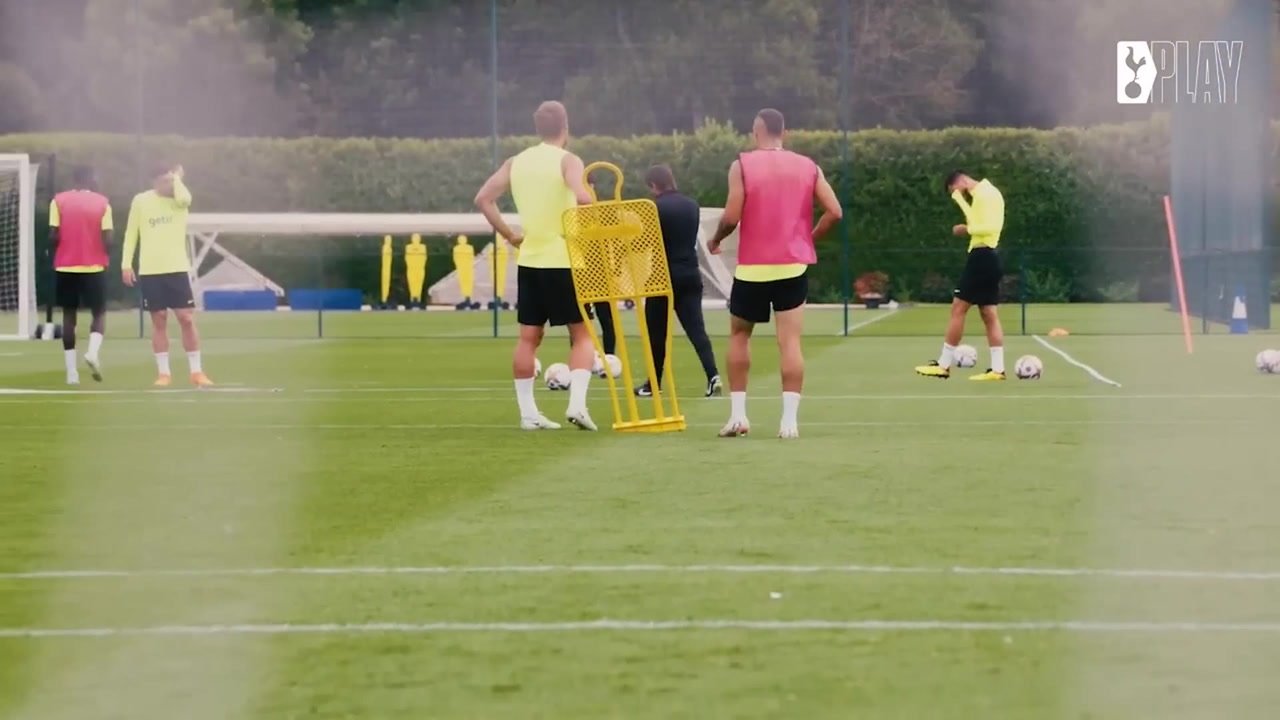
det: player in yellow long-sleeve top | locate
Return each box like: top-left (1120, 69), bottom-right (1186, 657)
top-left (916, 170), bottom-right (1007, 381)
top-left (121, 162), bottom-right (213, 388)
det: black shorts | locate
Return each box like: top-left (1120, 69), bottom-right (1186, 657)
top-left (955, 247), bottom-right (1002, 307)
top-left (516, 266), bottom-right (584, 327)
top-left (728, 271), bottom-right (808, 324)
top-left (139, 272), bottom-right (196, 311)
top-left (55, 271), bottom-right (106, 312)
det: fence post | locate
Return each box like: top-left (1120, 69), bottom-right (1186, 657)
top-left (1019, 254), bottom-right (1027, 336)
top-left (317, 245), bottom-right (325, 339)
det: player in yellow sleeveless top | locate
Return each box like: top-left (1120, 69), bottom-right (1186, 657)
top-left (475, 101), bottom-right (597, 431)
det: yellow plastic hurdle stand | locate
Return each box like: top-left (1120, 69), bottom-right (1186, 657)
top-left (562, 162), bottom-right (686, 433)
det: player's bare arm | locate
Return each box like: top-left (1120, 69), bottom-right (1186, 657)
top-left (811, 167), bottom-right (843, 240)
top-left (708, 160), bottom-right (744, 255)
top-left (474, 157), bottom-right (522, 246)
top-left (561, 153), bottom-right (594, 205)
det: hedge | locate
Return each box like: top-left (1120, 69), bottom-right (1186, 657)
top-left (2, 119), bottom-right (1276, 305)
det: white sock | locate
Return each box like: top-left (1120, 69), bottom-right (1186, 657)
top-left (514, 377), bottom-right (539, 418)
top-left (87, 331), bottom-right (103, 359)
top-left (938, 343), bottom-right (957, 369)
top-left (990, 346), bottom-right (1005, 374)
top-left (781, 391), bottom-right (801, 427)
top-left (155, 352), bottom-right (171, 376)
top-left (567, 368), bottom-right (592, 414)
top-left (730, 391), bottom-right (747, 420)
top-left (64, 349), bottom-right (77, 375)
top-left (187, 351), bottom-right (202, 374)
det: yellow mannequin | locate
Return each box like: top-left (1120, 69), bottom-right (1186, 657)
top-left (453, 235), bottom-right (476, 309)
top-left (379, 235), bottom-right (393, 307)
top-left (405, 233), bottom-right (427, 306)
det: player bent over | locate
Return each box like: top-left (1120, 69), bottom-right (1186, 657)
top-left (475, 100), bottom-right (598, 431)
top-left (121, 162), bottom-right (214, 388)
top-left (708, 109), bottom-right (843, 439)
top-left (50, 166), bottom-right (112, 384)
top-left (915, 170), bottom-right (1007, 381)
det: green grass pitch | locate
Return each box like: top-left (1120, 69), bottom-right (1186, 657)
top-left (0, 304), bottom-right (1278, 719)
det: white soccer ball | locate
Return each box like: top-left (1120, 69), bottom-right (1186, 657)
top-left (1256, 349), bottom-right (1280, 374)
top-left (954, 344), bottom-right (978, 368)
top-left (602, 353), bottom-right (622, 379)
top-left (534, 357), bottom-right (543, 378)
top-left (544, 362), bottom-right (571, 390)
top-left (1014, 355), bottom-right (1043, 379)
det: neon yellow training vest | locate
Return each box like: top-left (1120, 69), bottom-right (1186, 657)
top-left (510, 143), bottom-right (577, 269)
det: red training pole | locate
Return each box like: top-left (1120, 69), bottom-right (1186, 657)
top-left (1163, 195), bottom-right (1194, 354)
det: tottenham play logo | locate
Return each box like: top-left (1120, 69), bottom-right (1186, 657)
top-left (1116, 41), bottom-right (1244, 104)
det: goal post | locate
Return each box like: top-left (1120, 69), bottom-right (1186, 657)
top-left (0, 154), bottom-right (37, 340)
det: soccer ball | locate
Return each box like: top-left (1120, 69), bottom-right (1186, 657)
top-left (1014, 355), bottom-right (1043, 379)
top-left (1255, 349), bottom-right (1280, 374)
top-left (602, 354), bottom-right (622, 379)
top-left (533, 357), bottom-right (543, 378)
top-left (954, 344), bottom-right (978, 368)
top-left (544, 362), bottom-right (571, 390)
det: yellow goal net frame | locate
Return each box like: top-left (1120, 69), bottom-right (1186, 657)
top-left (562, 162), bottom-right (686, 433)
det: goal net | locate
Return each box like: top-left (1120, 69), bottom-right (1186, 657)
top-left (0, 155), bottom-right (37, 340)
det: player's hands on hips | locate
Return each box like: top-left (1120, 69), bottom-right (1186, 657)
top-left (507, 234), bottom-right (524, 248)
top-left (952, 224), bottom-right (968, 237)
top-left (121, 268), bottom-right (136, 287)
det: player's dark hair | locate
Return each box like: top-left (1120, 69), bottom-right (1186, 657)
top-left (151, 161), bottom-right (177, 180)
top-left (71, 165), bottom-right (96, 189)
top-left (533, 101), bottom-right (568, 140)
top-left (756, 108), bottom-right (785, 136)
top-left (945, 170), bottom-right (968, 192)
top-left (645, 164), bottom-right (676, 192)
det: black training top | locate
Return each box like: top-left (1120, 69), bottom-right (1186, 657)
top-left (653, 190), bottom-right (701, 279)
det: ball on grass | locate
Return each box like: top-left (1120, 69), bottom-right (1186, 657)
top-left (954, 344), bottom-right (978, 368)
top-left (602, 354), bottom-right (622, 379)
top-left (1256, 349), bottom-right (1280, 374)
top-left (544, 362), bottom-right (571, 390)
top-left (1014, 355), bottom-right (1043, 379)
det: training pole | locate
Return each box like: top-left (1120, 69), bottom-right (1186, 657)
top-left (1163, 195), bottom-right (1194, 354)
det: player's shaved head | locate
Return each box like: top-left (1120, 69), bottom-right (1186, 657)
top-left (71, 165), bottom-right (96, 188)
top-left (645, 164), bottom-right (676, 192)
top-left (755, 108), bottom-right (786, 137)
top-left (533, 101), bottom-right (569, 141)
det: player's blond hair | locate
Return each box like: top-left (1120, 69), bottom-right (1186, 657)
top-left (533, 101), bottom-right (568, 140)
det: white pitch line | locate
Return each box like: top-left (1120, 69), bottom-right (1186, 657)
top-left (834, 308), bottom-right (900, 336)
top-left (4, 619), bottom-right (1280, 639)
top-left (0, 391), bottom-right (1270, 405)
top-left (0, 387), bottom-right (282, 396)
top-left (0, 418), bottom-right (1264, 432)
top-left (5, 563), bottom-right (1280, 582)
top-left (1033, 335), bottom-right (1122, 388)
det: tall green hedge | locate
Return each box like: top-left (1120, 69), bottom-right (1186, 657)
top-left (2, 119), bottom-right (1276, 304)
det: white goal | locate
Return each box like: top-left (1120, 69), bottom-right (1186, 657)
top-left (0, 154), bottom-right (37, 340)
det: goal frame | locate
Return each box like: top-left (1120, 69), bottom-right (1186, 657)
top-left (0, 154), bottom-right (35, 340)
top-left (183, 210), bottom-right (736, 309)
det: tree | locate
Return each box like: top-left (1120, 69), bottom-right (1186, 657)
top-left (76, 0), bottom-right (311, 136)
top-left (0, 63), bottom-right (49, 133)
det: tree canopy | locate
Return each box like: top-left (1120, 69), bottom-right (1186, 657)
top-left (0, 0), bottom-right (1274, 137)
